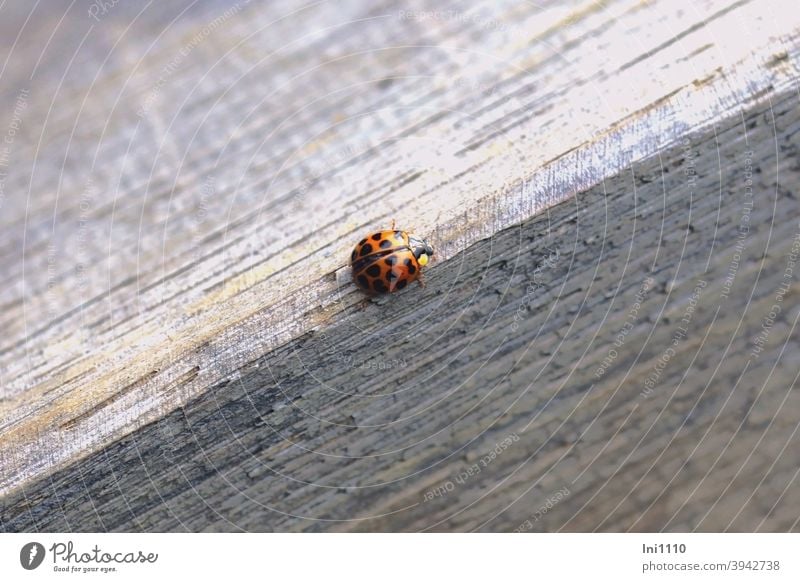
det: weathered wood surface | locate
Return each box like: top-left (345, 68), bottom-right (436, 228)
top-left (1, 0), bottom-right (799, 531)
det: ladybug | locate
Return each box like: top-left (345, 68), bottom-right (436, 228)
top-left (350, 224), bottom-right (433, 294)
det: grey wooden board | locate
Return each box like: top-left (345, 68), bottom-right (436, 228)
top-left (2, 86), bottom-right (799, 532)
top-left (2, 0), bottom-right (799, 501)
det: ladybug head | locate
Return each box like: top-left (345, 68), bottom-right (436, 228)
top-left (408, 234), bottom-right (434, 267)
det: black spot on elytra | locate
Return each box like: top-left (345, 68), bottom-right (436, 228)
top-left (404, 258), bottom-right (417, 274)
top-left (359, 238), bottom-right (367, 245)
top-left (387, 270), bottom-right (398, 281)
top-left (385, 255), bottom-right (397, 266)
top-left (379, 239), bottom-right (392, 249)
top-left (371, 233), bottom-right (382, 241)
top-left (373, 279), bottom-right (388, 293)
top-left (366, 264), bottom-right (381, 277)
top-left (357, 275), bottom-right (369, 289)
top-left (396, 279), bottom-right (407, 290)
top-left (360, 243), bottom-right (373, 256)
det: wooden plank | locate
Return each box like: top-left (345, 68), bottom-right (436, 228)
top-left (4, 86), bottom-right (800, 532)
top-left (1, 0), bottom-right (799, 531)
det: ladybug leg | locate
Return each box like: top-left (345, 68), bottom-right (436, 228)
top-left (417, 272), bottom-right (426, 288)
top-left (390, 218), bottom-right (396, 230)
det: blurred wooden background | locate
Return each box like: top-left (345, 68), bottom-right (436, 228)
top-left (1, 0), bottom-right (799, 531)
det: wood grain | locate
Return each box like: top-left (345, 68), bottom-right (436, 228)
top-left (1, 0), bottom-right (799, 531)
